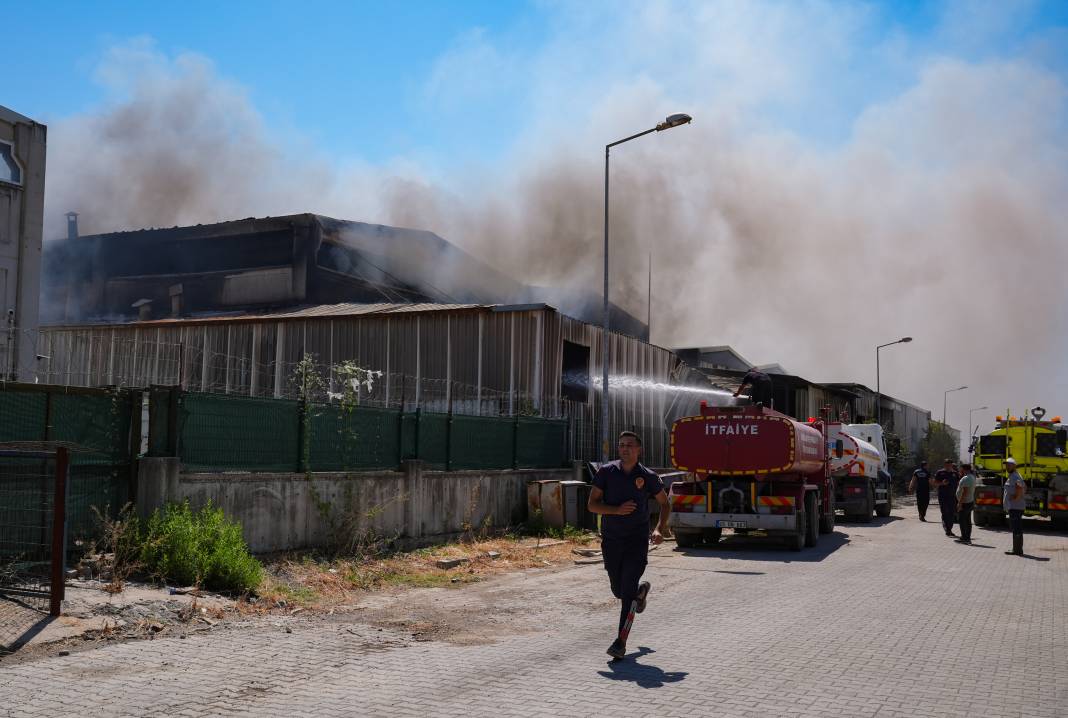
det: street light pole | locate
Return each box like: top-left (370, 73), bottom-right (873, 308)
top-left (875, 337), bottom-right (912, 425)
top-left (968, 405), bottom-right (988, 439)
top-left (601, 113), bottom-right (691, 461)
top-left (943, 385), bottom-right (968, 427)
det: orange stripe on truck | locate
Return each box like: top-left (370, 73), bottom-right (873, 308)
top-left (756, 496), bottom-right (795, 506)
top-left (1049, 503), bottom-right (1068, 511)
top-left (672, 496), bottom-right (704, 505)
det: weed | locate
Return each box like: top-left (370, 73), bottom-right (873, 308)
top-left (88, 503), bottom-right (142, 592)
top-left (521, 510), bottom-right (596, 543)
top-left (139, 501), bottom-right (263, 593)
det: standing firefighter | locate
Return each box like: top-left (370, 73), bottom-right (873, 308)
top-left (588, 431), bottom-right (670, 660)
top-left (933, 458), bottom-right (959, 537)
top-left (909, 460), bottom-right (932, 521)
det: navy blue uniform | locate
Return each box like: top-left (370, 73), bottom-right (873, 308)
top-left (934, 468), bottom-right (958, 534)
top-left (593, 461), bottom-right (665, 632)
top-left (912, 467), bottom-right (930, 520)
top-left (740, 369), bottom-right (773, 407)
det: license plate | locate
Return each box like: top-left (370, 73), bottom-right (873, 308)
top-left (716, 520), bottom-right (748, 529)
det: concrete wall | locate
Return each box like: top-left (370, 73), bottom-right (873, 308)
top-left (137, 458), bottom-right (574, 553)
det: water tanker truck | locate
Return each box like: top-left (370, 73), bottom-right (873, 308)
top-left (667, 403), bottom-right (835, 551)
top-left (825, 422), bottom-right (893, 522)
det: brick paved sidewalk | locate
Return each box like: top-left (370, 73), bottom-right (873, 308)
top-left (2, 512), bottom-right (1065, 717)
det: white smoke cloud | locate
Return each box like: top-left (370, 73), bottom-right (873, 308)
top-left (41, 4), bottom-right (1068, 432)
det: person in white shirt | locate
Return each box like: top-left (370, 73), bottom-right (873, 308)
top-left (955, 463), bottom-right (976, 545)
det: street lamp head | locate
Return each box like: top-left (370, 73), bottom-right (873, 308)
top-left (900, 337), bottom-right (913, 343)
top-left (656, 113), bottom-right (692, 131)
top-left (957, 385), bottom-right (968, 391)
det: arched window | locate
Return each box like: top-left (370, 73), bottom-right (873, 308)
top-left (0, 142), bottom-right (21, 185)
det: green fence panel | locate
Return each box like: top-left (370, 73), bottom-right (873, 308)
top-left (179, 393), bottom-right (300, 472)
top-left (0, 387), bottom-right (136, 556)
top-left (66, 464), bottom-right (131, 542)
top-left (516, 417), bottom-right (568, 468)
top-left (416, 411), bottom-right (449, 469)
top-left (449, 415), bottom-right (515, 470)
top-left (309, 404), bottom-right (401, 471)
top-left (51, 393), bottom-right (134, 465)
top-left (0, 392), bottom-right (47, 443)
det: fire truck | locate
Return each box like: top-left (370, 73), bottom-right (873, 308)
top-left (972, 407), bottom-right (1068, 530)
top-left (826, 422), bottom-right (893, 522)
top-left (667, 403), bottom-right (835, 551)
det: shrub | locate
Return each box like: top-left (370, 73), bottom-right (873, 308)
top-left (140, 501), bottom-right (262, 593)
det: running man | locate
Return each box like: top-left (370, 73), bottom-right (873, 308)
top-left (588, 431), bottom-right (670, 660)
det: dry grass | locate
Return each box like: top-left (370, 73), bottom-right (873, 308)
top-left (249, 533), bottom-right (597, 613)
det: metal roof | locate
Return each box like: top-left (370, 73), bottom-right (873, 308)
top-left (44, 302), bottom-right (498, 328)
top-left (0, 104), bottom-right (36, 126)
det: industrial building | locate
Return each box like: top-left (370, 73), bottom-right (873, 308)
top-left (0, 105), bottom-right (46, 381)
top-left (37, 302), bottom-right (679, 465)
top-left (42, 213), bottom-right (649, 339)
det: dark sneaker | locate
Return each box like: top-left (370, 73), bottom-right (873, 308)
top-left (919, 517), bottom-right (926, 522)
top-left (635, 581), bottom-right (652, 614)
top-left (607, 638), bottom-right (627, 659)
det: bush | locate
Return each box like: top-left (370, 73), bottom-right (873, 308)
top-left (140, 501), bottom-right (262, 593)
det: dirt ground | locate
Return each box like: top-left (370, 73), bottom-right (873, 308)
top-left (0, 532), bottom-right (605, 665)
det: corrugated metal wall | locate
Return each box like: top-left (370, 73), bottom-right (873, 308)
top-left (37, 306), bottom-right (679, 465)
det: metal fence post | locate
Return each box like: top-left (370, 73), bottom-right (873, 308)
top-left (512, 415), bottom-right (519, 470)
top-left (50, 447), bottom-right (69, 617)
top-left (167, 389), bottom-right (181, 457)
top-left (297, 397), bottom-right (308, 473)
top-left (396, 407), bottom-right (405, 469)
top-left (414, 408), bottom-right (421, 461)
top-left (445, 410), bottom-right (453, 472)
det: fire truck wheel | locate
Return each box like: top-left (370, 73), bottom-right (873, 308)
top-left (875, 496), bottom-right (892, 518)
top-left (987, 512), bottom-right (1006, 527)
top-left (858, 487), bottom-right (874, 523)
top-left (701, 528), bottom-right (722, 544)
top-left (1051, 515), bottom-right (1068, 532)
top-left (974, 512), bottom-right (988, 527)
top-left (675, 531), bottom-right (700, 549)
top-left (819, 496), bottom-right (836, 534)
top-left (790, 509), bottom-right (807, 551)
top-left (804, 493), bottom-right (819, 547)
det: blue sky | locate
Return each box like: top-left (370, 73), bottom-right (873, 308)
top-left (8, 1), bottom-right (549, 166)
top-left (7, 0), bottom-right (1067, 169)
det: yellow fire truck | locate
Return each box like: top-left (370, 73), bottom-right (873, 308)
top-left (972, 407), bottom-right (1068, 530)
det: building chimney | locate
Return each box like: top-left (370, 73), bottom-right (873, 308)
top-left (169, 283), bottom-right (184, 318)
top-left (65, 211), bottom-right (79, 240)
top-left (132, 298), bottom-right (153, 321)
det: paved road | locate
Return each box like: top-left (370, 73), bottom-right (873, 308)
top-left (2, 509), bottom-right (1066, 718)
